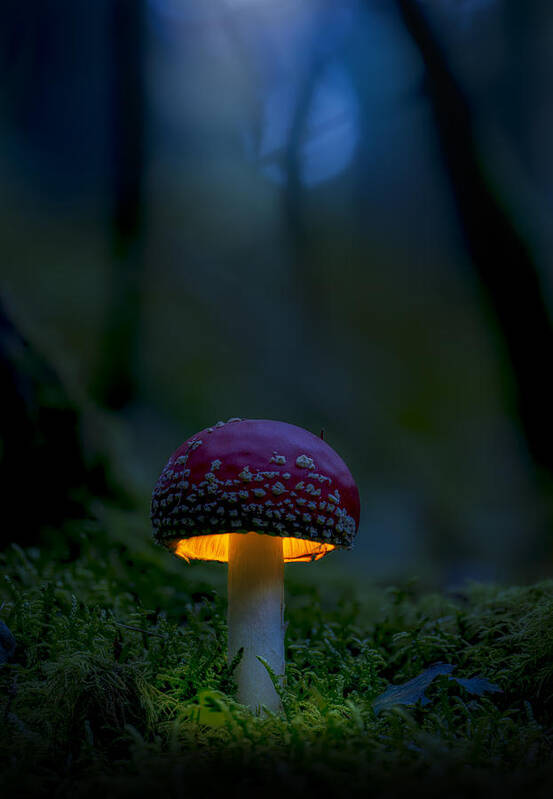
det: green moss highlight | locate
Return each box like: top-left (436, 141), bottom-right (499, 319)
top-left (1, 516), bottom-right (553, 797)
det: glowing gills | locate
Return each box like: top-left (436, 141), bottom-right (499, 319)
top-left (172, 532), bottom-right (335, 563)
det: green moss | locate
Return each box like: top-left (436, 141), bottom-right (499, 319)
top-left (1, 515), bottom-right (553, 797)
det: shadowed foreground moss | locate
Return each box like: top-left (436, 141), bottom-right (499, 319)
top-left (1, 517), bottom-right (553, 798)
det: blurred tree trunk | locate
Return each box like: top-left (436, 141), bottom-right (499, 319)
top-left (92, 0), bottom-right (146, 410)
top-left (394, 0), bottom-right (553, 477)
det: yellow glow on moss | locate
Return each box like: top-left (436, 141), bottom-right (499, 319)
top-left (172, 533), bottom-right (335, 563)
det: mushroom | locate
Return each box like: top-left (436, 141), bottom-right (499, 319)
top-left (151, 418), bottom-right (360, 714)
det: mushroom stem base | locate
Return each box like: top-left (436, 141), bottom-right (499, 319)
top-left (227, 532), bottom-right (284, 714)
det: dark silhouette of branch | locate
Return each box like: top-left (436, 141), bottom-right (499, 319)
top-left (395, 0), bottom-right (553, 474)
top-left (0, 300), bottom-right (119, 547)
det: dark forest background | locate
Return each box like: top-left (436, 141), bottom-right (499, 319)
top-left (1, 0), bottom-right (553, 588)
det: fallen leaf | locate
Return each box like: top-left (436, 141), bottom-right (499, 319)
top-left (0, 620), bottom-right (16, 665)
top-left (372, 663), bottom-right (501, 715)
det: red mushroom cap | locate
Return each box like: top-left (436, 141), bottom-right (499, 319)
top-left (151, 418), bottom-right (360, 563)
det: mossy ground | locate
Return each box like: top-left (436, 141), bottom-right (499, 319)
top-left (1, 509), bottom-right (553, 798)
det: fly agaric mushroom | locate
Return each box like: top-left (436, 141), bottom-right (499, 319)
top-left (151, 418), bottom-right (360, 713)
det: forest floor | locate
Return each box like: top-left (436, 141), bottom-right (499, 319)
top-left (1, 507), bottom-right (553, 799)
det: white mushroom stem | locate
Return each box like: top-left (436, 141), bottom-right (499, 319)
top-left (227, 532), bottom-right (284, 714)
